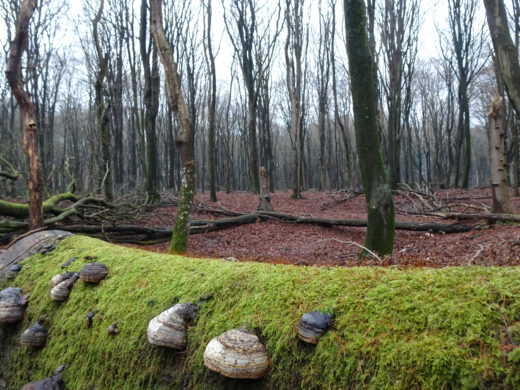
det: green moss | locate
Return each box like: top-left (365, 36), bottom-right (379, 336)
top-left (1, 235), bottom-right (519, 389)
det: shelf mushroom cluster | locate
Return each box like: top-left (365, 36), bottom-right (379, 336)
top-left (3, 248), bottom-right (337, 384)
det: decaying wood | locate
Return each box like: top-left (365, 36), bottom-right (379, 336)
top-left (257, 167), bottom-right (274, 211)
top-left (428, 212), bottom-right (520, 223)
top-left (487, 94), bottom-right (510, 213)
top-left (5, 0), bottom-right (43, 230)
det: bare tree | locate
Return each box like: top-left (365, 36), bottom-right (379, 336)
top-left (285, 0), bottom-right (306, 199)
top-left (379, 0), bottom-right (420, 189)
top-left (203, 0), bottom-right (218, 202)
top-left (441, 0), bottom-right (487, 188)
top-left (315, 0), bottom-right (332, 191)
top-left (5, 0), bottom-right (43, 229)
top-left (140, 0), bottom-right (160, 204)
top-left (150, 0), bottom-right (195, 254)
top-left (92, 0), bottom-right (113, 200)
top-left (223, 0), bottom-right (282, 194)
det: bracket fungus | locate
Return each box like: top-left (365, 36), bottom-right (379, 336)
top-left (6, 264), bottom-right (22, 279)
top-left (50, 273), bottom-right (79, 301)
top-left (20, 320), bottom-right (48, 347)
top-left (147, 302), bottom-right (198, 349)
top-left (203, 328), bottom-right (271, 379)
top-left (51, 271), bottom-right (75, 287)
top-left (20, 365), bottom-right (65, 390)
top-left (296, 311), bottom-right (334, 344)
top-left (0, 287), bottom-right (27, 324)
top-left (79, 262), bottom-right (109, 283)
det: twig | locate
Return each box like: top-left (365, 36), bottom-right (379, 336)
top-left (5, 226), bottom-right (48, 249)
top-left (467, 244), bottom-right (485, 266)
top-left (310, 238), bottom-right (382, 262)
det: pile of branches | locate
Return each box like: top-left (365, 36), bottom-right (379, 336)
top-left (0, 181), bottom-right (142, 243)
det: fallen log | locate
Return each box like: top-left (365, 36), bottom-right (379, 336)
top-left (41, 211), bottom-right (482, 245)
top-left (419, 212), bottom-right (520, 223)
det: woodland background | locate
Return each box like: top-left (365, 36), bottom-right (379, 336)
top-left (0, 0), bottom-right (515, 201)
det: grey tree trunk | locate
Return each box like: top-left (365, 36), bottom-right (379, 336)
top-left (487, 94), bottom-right (510, 213)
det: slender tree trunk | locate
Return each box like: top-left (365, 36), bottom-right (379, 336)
top-left (141, 0), bottom-right (160, 204)
top-left (5, 0), bottom-right (43, 230)
top-left (150, 0), bottom-right (195, 254)
top-left (93, 0), bottom-right (113, 201)
top-left (204, 0), bottom-right (217, 202)
top-left (344, 0), bottom-right (395, 255)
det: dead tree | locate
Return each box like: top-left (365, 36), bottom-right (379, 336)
top-left (487, 94), bottom-right (510, 213)
top-left (257, 166), bottom-right (273, 211)
top-left (5, 0), bottom-right (43, 230)
top-left (150, 0), bottom-right (195, 254)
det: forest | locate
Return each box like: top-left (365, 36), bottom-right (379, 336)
top-left (1, 0), bottom-right (520, 389)
top-left (1, 0), bottom-right (519, 256)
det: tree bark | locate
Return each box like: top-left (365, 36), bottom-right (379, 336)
top-left (5, 0), bottom-right (43, 230)
top-left (344, 0), bottom-right (395, 255)
top-left (257, 167), bottom-right (273, 211)
top-left (150, 0), bottom-right (195, 254)
top-left (487, 94), bottom-right (511, 213)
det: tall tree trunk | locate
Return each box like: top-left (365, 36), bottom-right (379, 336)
top-left (204, 0), bottom-right (217, 202)
top-left (5, 0), bottom-right (43, 230)
top-left (150, 0), bottom-right (195, 254)
top-left (93, 0), bottom-right (113, 201)
top-left (285, 0), bottom-right (305, 199)
top-left (141, 0), bottom-right (160, 205)
top-left (344, 0), bottom-right (395, 255)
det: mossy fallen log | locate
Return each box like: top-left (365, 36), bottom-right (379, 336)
top-left (1, 236), bottom-right (519, 389)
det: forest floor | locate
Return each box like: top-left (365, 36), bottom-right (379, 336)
top-left (132, 188), bottom-right (520, 268)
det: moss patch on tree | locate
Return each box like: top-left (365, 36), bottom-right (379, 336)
top-left (1, 235), bottom-right (519, 389)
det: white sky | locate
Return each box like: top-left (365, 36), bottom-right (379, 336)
top-left (0, 0), bottom-right (488, 82)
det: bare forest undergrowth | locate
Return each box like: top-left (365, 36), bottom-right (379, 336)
top-left (128, 188), bottom-right (520, 267)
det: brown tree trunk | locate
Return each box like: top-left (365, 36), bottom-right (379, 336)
top-left (5, 0), bottom-right (43, 230)
top-left (150, 0), bottom-right (195, 254)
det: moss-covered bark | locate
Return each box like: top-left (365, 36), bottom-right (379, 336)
top-left (169, 164), bottom-right (195, 253)
top-left (343, 0), bottom-right (395, 255)
top-left (0, 192), bottom-right (78, 218)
